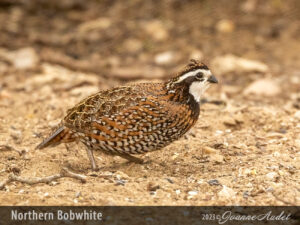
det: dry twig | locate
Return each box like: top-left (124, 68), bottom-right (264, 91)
top-left (60, 167), bottom-right (86, 182)
top-left (0, 167), bottom-right (86, 190)
top-left (0, 178), bottom-right (10, 190)
top-left (0, 145), bottom-right (24, 156)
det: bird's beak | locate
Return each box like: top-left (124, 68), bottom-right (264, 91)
top-left (207, 75), bottom-right (218, 84)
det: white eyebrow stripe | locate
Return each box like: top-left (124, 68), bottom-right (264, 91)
top-left (174, 69), bottom-right (211, 84)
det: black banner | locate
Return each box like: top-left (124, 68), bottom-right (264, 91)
top-left (0, 206), bottom-right (299, 225)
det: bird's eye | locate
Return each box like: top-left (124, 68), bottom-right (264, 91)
top-left (195, 72), bottom-right (203, 79)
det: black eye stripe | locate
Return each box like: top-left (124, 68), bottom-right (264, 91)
top-left (182, 76), bottom-right (204, 84)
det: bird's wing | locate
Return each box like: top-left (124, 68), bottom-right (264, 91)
top-left (63, 83), bottom-right (168, 133)
top-left (63, 86), bottom-right (138, 130)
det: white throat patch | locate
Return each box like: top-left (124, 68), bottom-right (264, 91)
top-left (189, 81), bottom-right (210, 103)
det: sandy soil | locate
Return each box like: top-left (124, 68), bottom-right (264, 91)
top-left (0, 0), bottom-right (299, 206)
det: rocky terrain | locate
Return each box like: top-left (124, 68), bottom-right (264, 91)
top-left (0, 0), bottom-right (299, 205)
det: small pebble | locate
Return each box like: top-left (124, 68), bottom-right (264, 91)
top-left (265, 172), bottom-right (278, 181)
top-left (165, 178), bottom-right (174, 184)
top-left (223, 116), bottom-right (237, 126)
top-left (294, 111), bottom-right (300, 120)
top-left (266, 187), bottom-right (274, 192)
top-left (197, 179), bottom-right (204, 184)
top-left (115, 179), bottom-right (126, 186)
top-left (154, 51), bottom-right (176, 65)
top-left (218, 186), bottom-right (236, 198)
top-left (147, 182), bottom-right (160, 192)
top-left (10, 129), bottom-right (22, 143)
top-left (203, 146), bottom-right (217, 154)
top-left (149, 191), bottom-right (156, 196)
top-left (75, 191), bottom-right (81, 198)
top-left (208, 179), bottom-right (221, 186)
top-left (215, 130), bottom-right (223, 135)
top-left (188, 190), bottom-right (198, 196)
top-left (7, 47), bottom-right (39, 70)
top-left (216, 19), bottom-right (235, 33)
top-left (243, 191), bottom-right (250, 199)
top-left (209, 154), bottom-right (224, 163)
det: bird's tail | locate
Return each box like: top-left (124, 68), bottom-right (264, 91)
top-left (36, 126), bottom-right (75, 150)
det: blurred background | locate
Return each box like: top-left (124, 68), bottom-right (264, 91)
top-left (0, 0), bottom-right (299, 205)
top-left (0, 0), bottom-right (299, 84)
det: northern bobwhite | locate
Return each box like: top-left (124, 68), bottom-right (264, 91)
top-left (36, 59), bottom-right (218, 170)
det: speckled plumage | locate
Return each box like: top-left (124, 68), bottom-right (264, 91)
top-left (36, 59), bottom-right (218, 170)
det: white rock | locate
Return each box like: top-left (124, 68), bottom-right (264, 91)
top-left (197, 179), bottom-right (204, 184)
top-left (202, 146), bottom-right (217, 154)
top-left (154, 51), bottom-right (175, 65)
top-left (7, 47), bottom-right (39, 70)
top-left (188, 190), bottom-right (198, 196)
top-left (265, 172), bottom-right (278, 181)
top-left (215, 130), bottom-right (224, 135)
top-left (218, 186), bottom-right (236, 198)
top-left (10, 129), bottom-right (22, 141)
top-left (212, 54), bottom-right (268, 75)
top-left (244, 79), bottom-right (281, 96)
top-left (209, 154), bottom-right (224, 163)
top-left (294, 111), bottom-right (300, 120)
top-left (75, 192), bottom-right (81, 198)
top-left (239, 168), bottom-right (251, 176)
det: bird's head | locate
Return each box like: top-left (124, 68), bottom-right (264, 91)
top-left (166, 59), bottom-right (218, 103)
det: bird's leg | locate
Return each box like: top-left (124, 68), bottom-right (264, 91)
top-left (115, 152), bottom-right (144, 164)
top-left (86, 148), bottom-right (98, 171)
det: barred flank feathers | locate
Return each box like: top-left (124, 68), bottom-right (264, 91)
top-left (36, 126), bottom-right (74, 149)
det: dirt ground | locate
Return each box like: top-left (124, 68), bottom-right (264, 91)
top-left (0, 0), bottom-right (299, 206)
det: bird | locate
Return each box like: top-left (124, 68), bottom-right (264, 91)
top-left (36, 59), bottom-right (218, 170)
